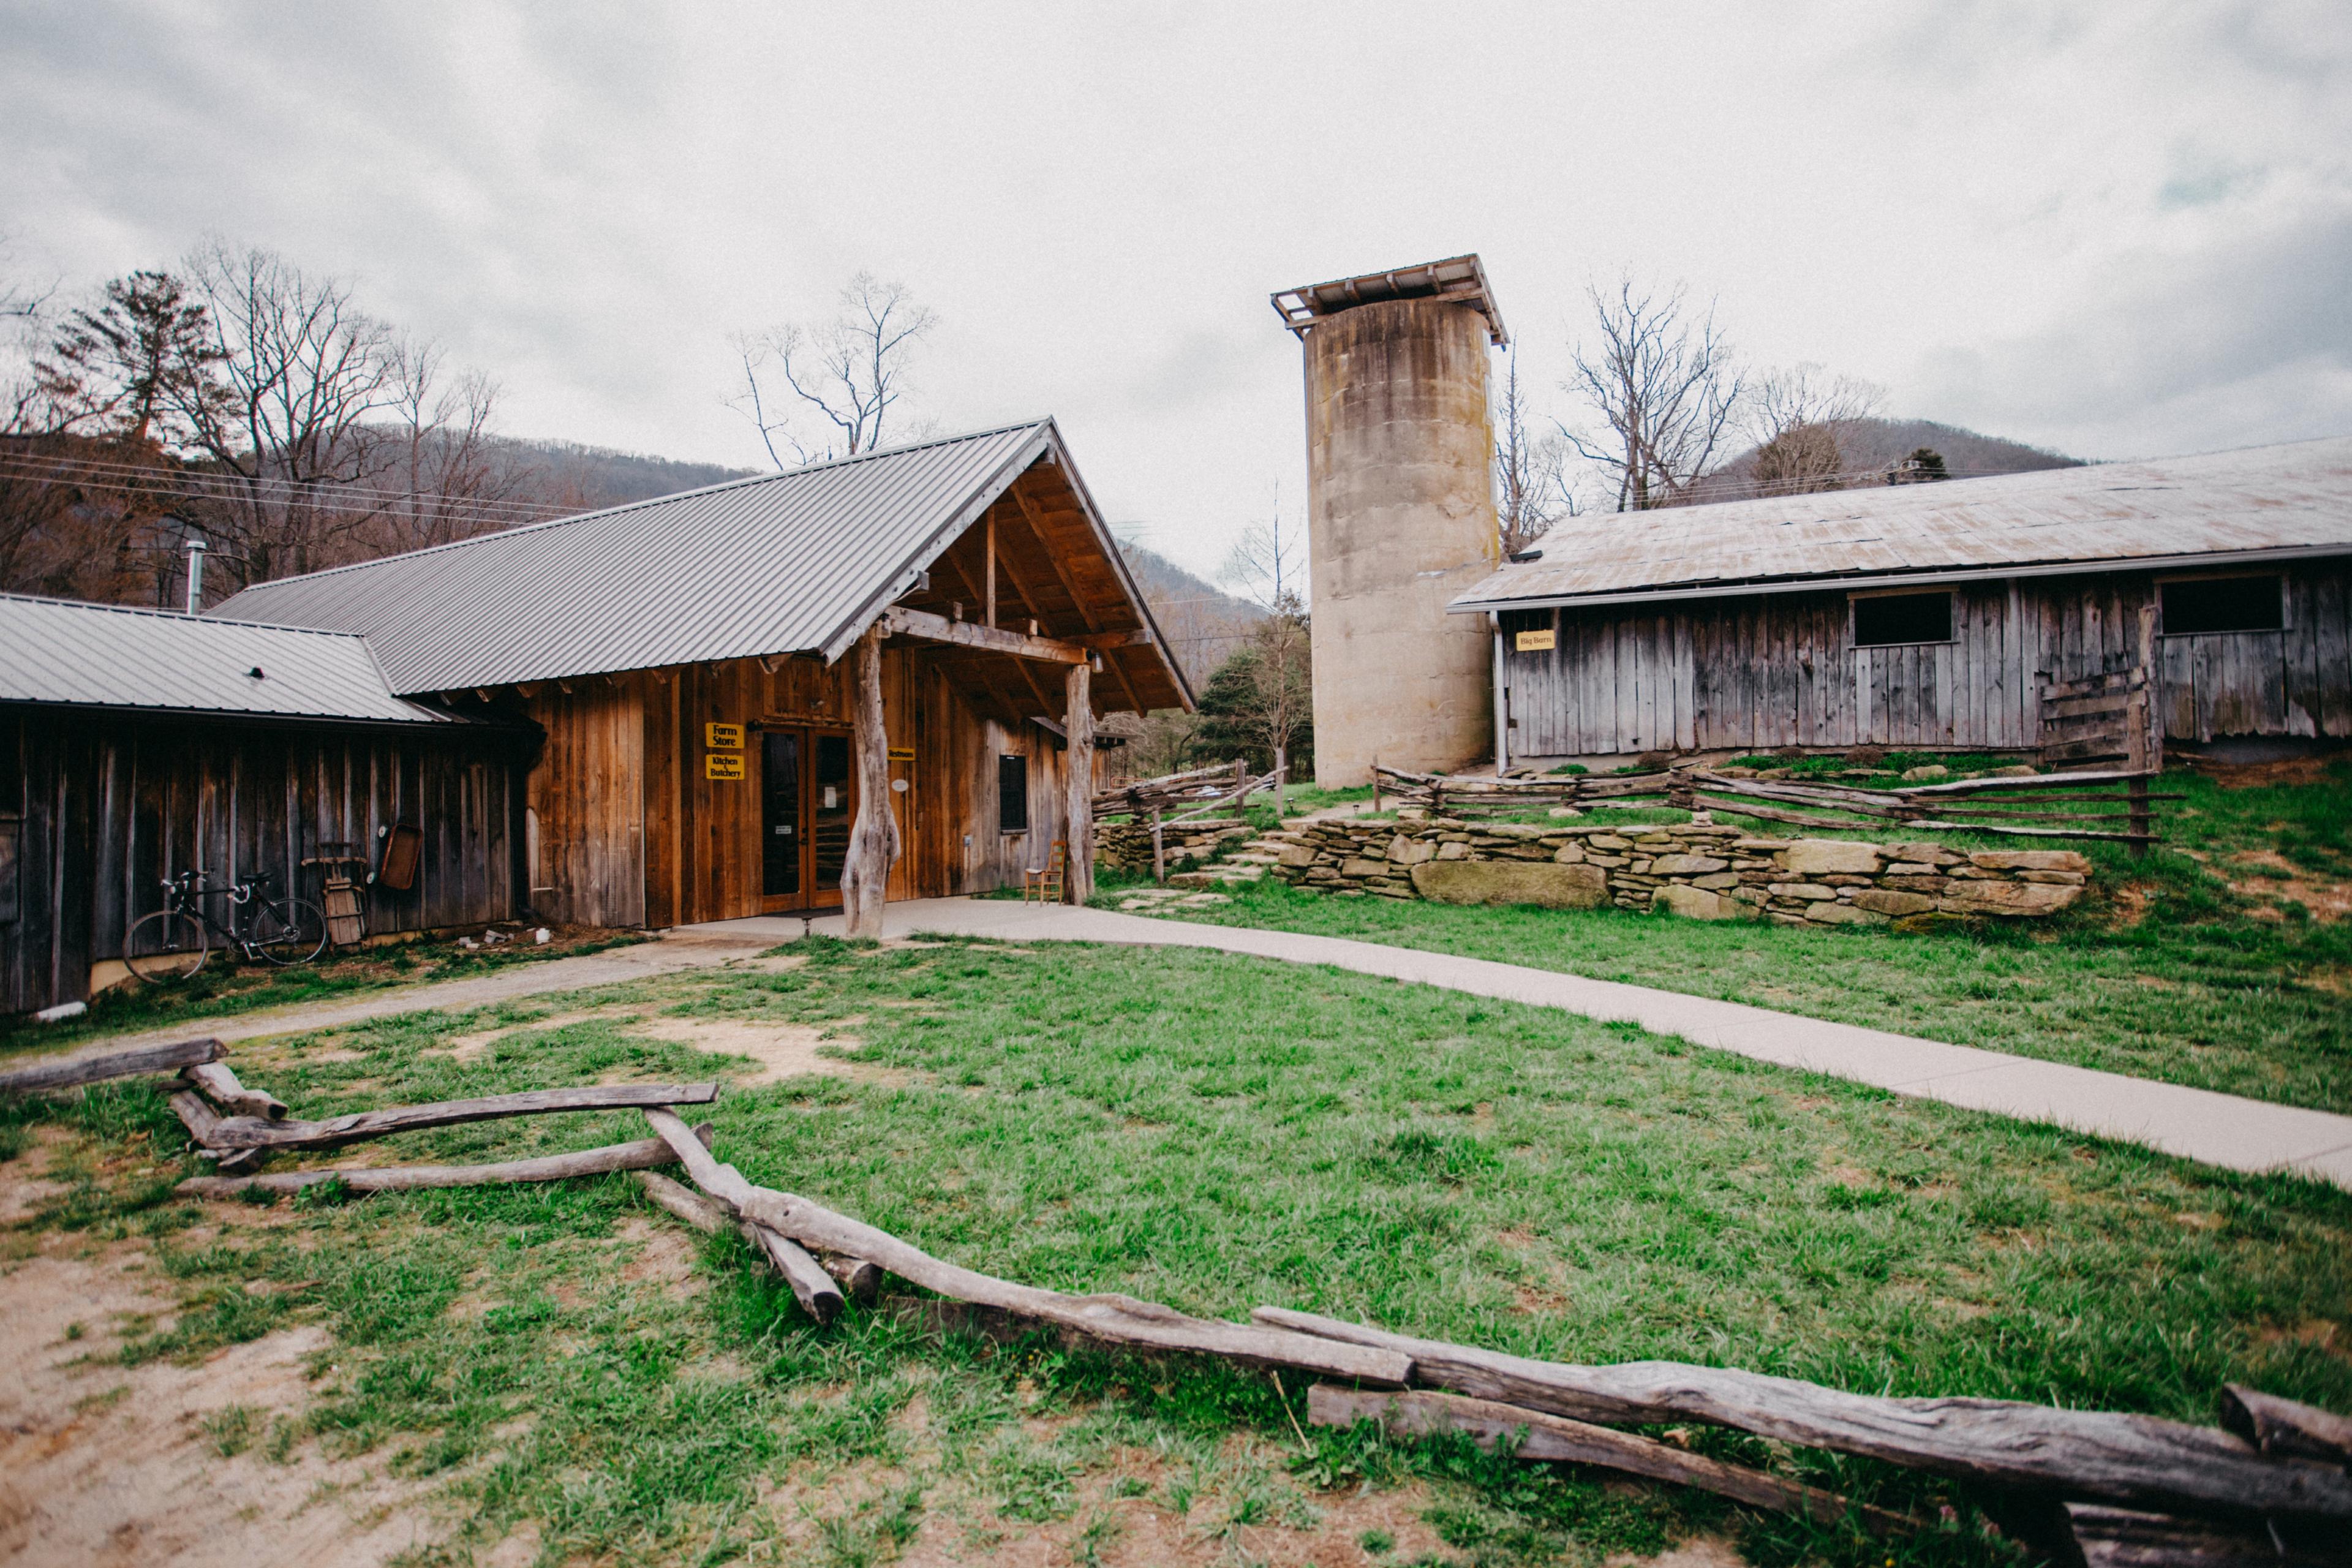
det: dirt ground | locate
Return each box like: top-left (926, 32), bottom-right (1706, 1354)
top-left (0, 1224), bottom-right (447, 1563)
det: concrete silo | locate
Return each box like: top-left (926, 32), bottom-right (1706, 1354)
top-left (1272, 256), bottom-right (1504, 788)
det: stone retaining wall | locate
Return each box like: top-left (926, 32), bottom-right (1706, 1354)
top-left (1096, 816), bottom-right (1253, 875)
top-left (1269, 816), bottom-right (2089, 926)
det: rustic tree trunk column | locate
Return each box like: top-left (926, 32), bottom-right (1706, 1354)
top-left (1063, 660), bottom-right (1094, 904)
top-left (842, 624), bottom-right (902, 937)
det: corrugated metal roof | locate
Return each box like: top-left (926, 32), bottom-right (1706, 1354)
top-left (0, 592), bottom-right (462, 724)
top-left (1450, 435), bottom-right (2352, 612)
top-left (217, 421), bottom-right (1064, 693)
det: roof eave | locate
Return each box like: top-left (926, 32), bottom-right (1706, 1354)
top-left (1446, 542), bottom-right (2352, 614)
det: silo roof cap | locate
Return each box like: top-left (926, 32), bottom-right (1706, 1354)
top-left (1270, 254), bottom-right (1507, 345)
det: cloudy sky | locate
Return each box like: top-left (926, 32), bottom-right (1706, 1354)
top-left (4, 1), bottom-right (2347, 578)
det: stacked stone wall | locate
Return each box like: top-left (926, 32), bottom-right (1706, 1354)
top-left (1096, 817), bottom-right (1254, 875)
top-left (1267, 816), bottom-right (2089, 926)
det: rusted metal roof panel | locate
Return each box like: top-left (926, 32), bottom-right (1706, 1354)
top-left (217, 421), bottom-right (1062, 693)
top-left (0, 592), bottom-right (459, 724)
top-left (1450, 436), bottom-right (2352, 611)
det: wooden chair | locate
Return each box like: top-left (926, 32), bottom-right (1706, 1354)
top-left (1023, 840), bottom-right (1067, 903)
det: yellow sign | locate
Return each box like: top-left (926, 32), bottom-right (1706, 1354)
top-left (704, 753), bottom-right (744, 780)
top-left (1515, 628), bottom-right (1557, 652)
top-left (888, 747), bottom-right (914, 762)
top-left (704, 722), bottom-right (744, 750)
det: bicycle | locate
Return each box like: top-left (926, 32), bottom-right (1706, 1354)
top-left (122, 870), bottom-right (330, 982)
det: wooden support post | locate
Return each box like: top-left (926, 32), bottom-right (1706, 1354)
top-left (984, 513), bottom-right (997, 628)
top-left (1492, 613), bottom-right (1509, 777)
top-left (1150, 805), bottom-right (1166, 884)
top-left (842, 624), bottom-right (901, 938)
top-left (2128, 603), bottom-right (2158, 858)
top-left (1063, 660), bottom-right (1094, 903)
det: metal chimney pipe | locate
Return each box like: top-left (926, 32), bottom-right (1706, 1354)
top-left (184, 537), bottom-right (206, 614)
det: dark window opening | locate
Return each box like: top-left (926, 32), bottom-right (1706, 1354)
top-left (998, 754), bottom-right (1029, 834)
top-left (2162, 576), bottom-right (2282, 635)
top-left (1852, 591), bottom-right (1953, 647)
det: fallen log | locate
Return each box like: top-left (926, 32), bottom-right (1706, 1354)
top-left (1251, 1308), bottom-right (2352, 1522)
top-left (175, 1133), bottom-right (696, 1197)
top-left (641, 1109), bottom-right (1411, 1385)
top-left (181, 1061), bottom-right (287, 1121)
top-left (0, 1036), bottom-right (224, 1098)
top-left (639, 1166), bottom-right (872, 1306)
top-left (1310, 1385), bottom-right (1916, 1537)
top-left (634, 1146), bottom-right (845, 1324)
top-left (2219, 1385), bottom-right (2352, 1469)
top-left (2064, 1502), bottom-right (2351, 1568)
top-left (185, 1082), bottom-right (721, 1152)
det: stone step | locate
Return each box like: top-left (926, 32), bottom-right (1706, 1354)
top-left (1226, 851), bottom-right (1284, 865)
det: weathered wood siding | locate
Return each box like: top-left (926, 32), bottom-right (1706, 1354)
top-left (1, 710), bottom-right (524, 1014)
top-left (1501, 559), bottom-right (2352, 756)
top-left (529, 650), bottom-right (1090, 930)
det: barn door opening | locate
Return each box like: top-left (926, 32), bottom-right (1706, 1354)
top-left (760, 727), bottom-right (850, 913)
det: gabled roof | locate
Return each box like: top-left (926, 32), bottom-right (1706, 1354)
top-left (0, 592), bottom-right (474, 725)
top-left (1449, 435), bottom-right (2352, 612)
top-left (216, 420), bottom-right (1184, 701)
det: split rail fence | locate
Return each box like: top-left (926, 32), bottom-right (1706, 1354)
top-left (1091, 760), bottom-right (1286, 882)
top-left (10, 1038), bottom-right (2348, 1566)
top-left (1376, 765), bottom-right (2169, 851)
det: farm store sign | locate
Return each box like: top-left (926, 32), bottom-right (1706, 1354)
top-left (704, 753), bottom-right (744, 780)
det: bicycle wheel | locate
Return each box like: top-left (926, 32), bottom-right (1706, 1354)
top-left (251, 898), bottom-right (330, 966)
top-left (123, 910), bottom-right (211, 982)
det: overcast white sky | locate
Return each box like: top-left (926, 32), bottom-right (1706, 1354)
top-left (5, 1), bottom-right (2348, 579)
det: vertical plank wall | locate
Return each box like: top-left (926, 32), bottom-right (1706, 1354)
top-left (1, 710), bottom-right (523, 1014)
top-left (1499, 560), bottom-right (2352, 756)
top-left (619, 649), bottom-right (1085, 928)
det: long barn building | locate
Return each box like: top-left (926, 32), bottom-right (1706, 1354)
top-left (1450, 437), bottom-right (2352, 761)
top-left (2, 421), bottom-right (1189, 1014)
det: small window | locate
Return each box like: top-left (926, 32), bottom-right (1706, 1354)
top-left (1852, 591), bottom-right (1953, 647)
top-left (997, 754), bottom-right (1029, 834)
top-left (2162, 576), bottom-right (2282, 636)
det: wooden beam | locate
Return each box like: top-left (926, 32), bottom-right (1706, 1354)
top-left (1065, 660), bottom-right (1094, 903)
top-left (168, 1082), bottom-right (721, 1152)
top-left (881, 606), bottom-right (1087, 665)
top-left (1310, 1385), bottom-right (1917, 1537)
top-left (1, 1036), bottom-right (224, 1098)
top-left (966, 524), bottom-right (1084, 713)
top-left (842, 623), bottom-right (900, 939)
top-left (985, 511), bottom-right (997, 628)
top-left (179, 1134), bottom-right (693, 1197)
top-left (1253, 1308), bottom-right (2352, 1521)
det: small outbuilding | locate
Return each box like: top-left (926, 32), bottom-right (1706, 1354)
top-left (0, 592), bottom-right (530, 1013)
top-left (1450, 437), bottom-right (2352, 763)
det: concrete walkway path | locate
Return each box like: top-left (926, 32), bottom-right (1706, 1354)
top-left (681, 898), bottom-right (2352, 1190)
top-left (41, 930), bottom-right (775, 1060)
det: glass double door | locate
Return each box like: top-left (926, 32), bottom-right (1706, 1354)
top-left (761, 727), bottom-right (853, 911)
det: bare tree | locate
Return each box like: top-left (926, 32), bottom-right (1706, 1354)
top-left (1562, 277), bottom-right (1744, 511)
top-left (731, 273), bottom-right (937, 467)
top-left (1494, 350), bottom-right (1573, 554)
top-left (171, 241), bottom-right (402, 586)
top-left (371, 336), bottom-right (525, 551)
top-left (1747, 363), bottom-right (1884, 496)
top-left (1243, 597), bottom-right (1312, 816)
top-left (1215, 486), bottom-right (1305, 612)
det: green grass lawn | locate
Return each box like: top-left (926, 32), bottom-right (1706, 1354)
top-left (1147, 762), bottom-right (2352, 1115)
top-left (7, 937), bottom-right (2350, 1567)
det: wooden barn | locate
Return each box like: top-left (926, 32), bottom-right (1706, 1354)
top-left (1449, 437), bottom-right (2352, 764)
top-left (0, 593), bottom-right (530, 1014)
top-left (221, 420), bottom-right (1189, 931)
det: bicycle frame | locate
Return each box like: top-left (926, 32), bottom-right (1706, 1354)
top-left (160, 871), bottom-right (278, 960)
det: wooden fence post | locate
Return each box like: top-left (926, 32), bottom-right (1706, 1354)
top-left (1150, 806), bottom-right (1165, 884)
top-left (1063, 661), bottom-right (1094, 904)
top-left (2128, 603), bottom-right (2158, 858)
top-left (840, 624), bottom-right (901, 937)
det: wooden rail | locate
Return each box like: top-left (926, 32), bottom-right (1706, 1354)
top-left (1373, 764), bottom-right (2163, 847)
